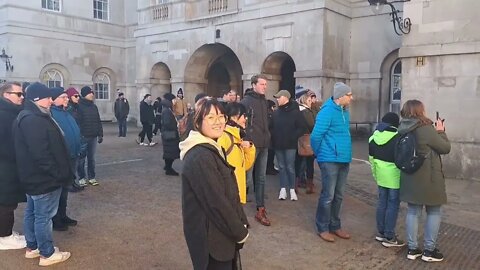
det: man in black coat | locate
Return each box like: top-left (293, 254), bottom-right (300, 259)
top-left (137, 94), bottom-right (156, 146)
top-left (13, 82), bottom-right (71, 266)
top-left (77, 86), bottom-right (103, 187)
top-left (0, 82), bottom-right (26, 250)
top-left (114, 92), bottom-right (129, 137)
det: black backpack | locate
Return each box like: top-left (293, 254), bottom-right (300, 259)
top-left (394, 131), bottom-right (425, 174)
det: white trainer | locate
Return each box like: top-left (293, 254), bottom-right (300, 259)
top-left (149, 142), bottom-right (157, 146)
top-left (26, 247), bottom-right (58, 259)
top-left (78, 178), bottom-right (88, 187)
top-left (278, 188), bottom-right (287, 200)
top-left (290, 189), bottom-right (298, 201)
top-left (0, 232), bottom-right (26, 250)
top-left (39, 248), bottom-right (71, 267)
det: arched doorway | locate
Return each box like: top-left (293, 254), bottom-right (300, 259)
top-left (150, 62), bottom-right (172, 99)
top-left (262, 52), bottom-right (296, 97)
top-left (184, 43), bottom-right (243, 99)
top-left (379, 49), bottom-right (400, 121)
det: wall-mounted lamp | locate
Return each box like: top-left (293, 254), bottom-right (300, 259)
top-left (368, 0), bottom-right (411, 35)
top-left (0, 48), bottom-right (14, 72)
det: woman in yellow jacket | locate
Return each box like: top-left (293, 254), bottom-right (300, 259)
top-left (218, 103), bottom-right (256, 204)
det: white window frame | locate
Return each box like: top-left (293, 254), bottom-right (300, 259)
top-left (93, 0), bottom-right (109, 21)
top-left (94, 73), bottom-right (111, 100)
top-left (43, 69), bottom-right (64, 88)
top-left (42, 0), bottom-right (61, 12)
top-left (390, 59), bottom-right (402, 113)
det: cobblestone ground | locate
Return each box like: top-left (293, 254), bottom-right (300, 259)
top-left (0, 124), bottom-right (478, 269)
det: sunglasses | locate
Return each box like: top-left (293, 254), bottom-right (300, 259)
top-left (7, 92), bottom-right (24, 98)
top-left (72, 95), bottom-right (80, 98)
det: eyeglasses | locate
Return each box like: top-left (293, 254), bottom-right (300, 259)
top-left (204, 114), bottom-right (227, 125)
top-left (6, 92), bottom-right (24, 98)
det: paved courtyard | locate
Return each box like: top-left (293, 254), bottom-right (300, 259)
top-left (1, 123), bottom-right (479, 270)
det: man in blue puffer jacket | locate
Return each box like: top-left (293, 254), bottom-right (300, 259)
top-left (311, 82), bottom-right (353, 242)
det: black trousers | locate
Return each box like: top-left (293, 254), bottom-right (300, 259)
top-left (266, 148), bottom-right (276, 171)
top-left (139, 122), bottom-right (153, 143)
top-left (53, 187), bottom-right (69, 222)
top-left (164, 159), bottom-right (174, 171)
top-left (207, 255), bottom-right (233, 270)
top-left (0, 203), bottom-right (18, 237)
top-left (153, 115), bottom-right (162, 134)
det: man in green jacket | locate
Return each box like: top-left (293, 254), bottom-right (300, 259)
top-left (369, 112), bottom-right (405, 248)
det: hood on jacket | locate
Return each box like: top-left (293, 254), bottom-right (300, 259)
top-left (370, 129), bottom-right (398, 145)
top-left (376, 122), bottom-right (399, 132)
top-left (224, 125), bottom-right (241, 141)
top-left (398, 118), bottom-right (421, 135)
top-left (179, 130), bottom-right (225, 160)
top-left (278, 100), bottom-right (299, 112)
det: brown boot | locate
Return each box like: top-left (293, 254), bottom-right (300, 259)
top-left (255, 207), bottom-right (271, 226)
top-left (306, 178), bottom-right (315, 194)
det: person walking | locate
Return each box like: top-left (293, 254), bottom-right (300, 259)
top-left (77, 86), bottom-right (103, 187)
top-left (0, 82), bottom-right (26, 250)
top-left (368, 112), bottom-right (405, 247)
top-left (114, 92), bottom-right (129, 137)
top-left (137, 94), bottom-right (156, 146)
top-left (179, 97), bottom-right (248, 270)
top-left (152, 97), bottom-right (163, 135)
top-left (398, 100), bottom-right (451, 262)
top-left (13, 82), bottom-right (71, 266)
top-left (160, 93), bottom-right (180, 176)
top-left (311, 82), bottom-right (354, 242)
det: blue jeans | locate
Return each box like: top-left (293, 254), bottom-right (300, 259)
top-left (118, 118), bottom-right (127, 137)
top-left (376, 186), bottom-right (400, 239)
top-left (315, 162), bottom-right (350, 233)
top-left (24, 188), bottom-right (62, 257)
top-left (406, 204), bottom-right (442, 251)
top-left (78, 137), bottom-right (97, 180)
top-left (275, 149), bottom-right (296, 189)
top-left (246, 147), bottom-right (268, 208)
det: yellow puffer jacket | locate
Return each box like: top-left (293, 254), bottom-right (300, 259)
top-left (217, 125), bottom-right (256, 204)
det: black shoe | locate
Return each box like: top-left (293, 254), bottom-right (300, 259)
top-left (421, 248), bottom-right (444, 262)
top-left (53, 221), bottom-right (69, 231)
top-left (165, 169), bottom-right (179, 176)
top-left (62, 216), bottom-right (78, 226)
top-left (266, 168), bottom-right (279, 175)
top-left (381, 236), bottom-right (405, 247)
top-left (407, 248), bottom-right (423, 260)
top-left (68, 183), bottom-right (84, 193)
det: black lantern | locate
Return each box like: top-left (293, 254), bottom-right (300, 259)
top-left (368, 0), bottom-right (411, 35)
top-left (0, 48), bottom-right (14, 72)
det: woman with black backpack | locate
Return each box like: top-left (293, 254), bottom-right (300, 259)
top-left (397, 100), bottom-right (450, 263)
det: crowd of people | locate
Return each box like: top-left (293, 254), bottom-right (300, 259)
top-left (0, 74), bottom-right (451, 268)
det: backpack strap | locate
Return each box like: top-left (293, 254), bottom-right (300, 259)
top-left (225, 132), bottom-right (235, 156)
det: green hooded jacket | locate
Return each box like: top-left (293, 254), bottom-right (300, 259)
top-left (368, 127), bottom-right (400, 189)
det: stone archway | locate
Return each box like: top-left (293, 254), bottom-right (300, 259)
top-left (184, 43), bottom-right (243, 100)
top-left (262, 52), bottom-right (296, 97)
top-left (150, 62), bottom-right (172, 99)
top-left (379, 49), bottom-right (400, 121)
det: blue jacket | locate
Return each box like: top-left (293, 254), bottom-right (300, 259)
top-left (310, 97), bottom-right (352, 163)
top-left (51, 106), bottom-right (81, 159)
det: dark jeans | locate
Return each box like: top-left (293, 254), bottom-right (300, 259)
top-left (246, 147), bottom-right (268, 208)
top-left (295, 155), bottom-right (315, 184)
top-left (164, 158), bottom-right (174, 171)
top-left (266, 148), bottom-right (276, 171)
top-left (117, 118), bottom-right (127, 137)
top-left (78, 137), bottom-right (97, 180)
top-left (0, 203), bottom-right (18, 237)
top-left (315, 162), bottom-right (350, 233)
top-left (139, 122), bottom-right (153, 143)
top-left (376, 186), bottom-right (400, 239)
top-left (53, 188), bottom-right (69, 222)
top-left (153, 114), bottom-right (162, 134)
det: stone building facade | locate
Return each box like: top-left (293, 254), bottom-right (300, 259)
top-left (0, 0), bottom-right (478, 179)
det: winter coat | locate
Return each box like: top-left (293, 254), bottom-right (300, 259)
top-left (240, 89), bottom-right (271, 148)
top-left (0, 98), bottom-right (25, 205)
top-left (217, 125), bottom-right (256, 204)
top-left (173, 98), bottom-right (187, 117)
top-left (368, 123), bottom-right (400, 189)
top-left (153, 100), bottom-right (163, 115)
top-left (160, 99), bottom-right (180, 160)
top-left (398, 118), bottom-right (451, 206)
top-left (179, 131), bottom-right (249, 270)
top-left (299, 104), bottom-right (315, 133)
top-left (114, 97), bottom-right (129, 120)
top-left (139, 100), bottom-right (154, 124)
top-left (13, 101), bottom-right (74, 195)
top-left (271, 101), bottom-right (307, 150)
top-left (310, 97), bottom-right (352, 163)
top-left (66, 101), bottom-right (80, 124)
top-left (78, 98), bottom-right (103, 138)
top-left (51, 106), bottom-right (82, 159)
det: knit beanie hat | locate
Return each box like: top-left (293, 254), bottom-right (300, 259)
top-left (194, 93), bottom-right (208, 103)
top-left (333, 82), bottom-right (352, 99)
top-left (177, 88), bottom-right (183, 96)
top-left (51, 87), bottom-right (66, 101)
top-left (25, 82), bottom-right (52, 101)
top-left (66, 87), bottom-right (79, 98)
top-left (294, 85), bottom-right (307, 99)
top-left (81, 86), bottom-right (94, 97)
top-left (163, 92), bottom-right (176, 101)
top-left (381, 112), bottom-right (400, 128)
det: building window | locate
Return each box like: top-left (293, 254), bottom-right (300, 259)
top-left (43, 69), bottom-right (63, 88)
top-left (93, 0), bottom-right (109, 21)
top-left (390, 60), bottom-right (402, 113)
top-left (94, 73), bottom-right (110, 100)
top-left (42, 0), bottom-right (61, 11)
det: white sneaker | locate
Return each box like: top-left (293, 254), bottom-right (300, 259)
top-left (140, 142), bottom-right (147, 146)
top-left (0, 233), bottom-right (26, 250)
top-left (78, 178), bottom-right (88, 187)
top-left (149, 142), bottom-right (157, 146)
top-left (26, 247), bottom-right (58, 259)
top-left (278, 188), bottom-right (287, 200)
top-left (290, 189), bottom-right (298, 201)
top-left (39, 248), bottom-right (71, 266)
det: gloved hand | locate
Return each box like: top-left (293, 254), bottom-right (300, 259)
top-left (97, 137), bottom-right (103, 144)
